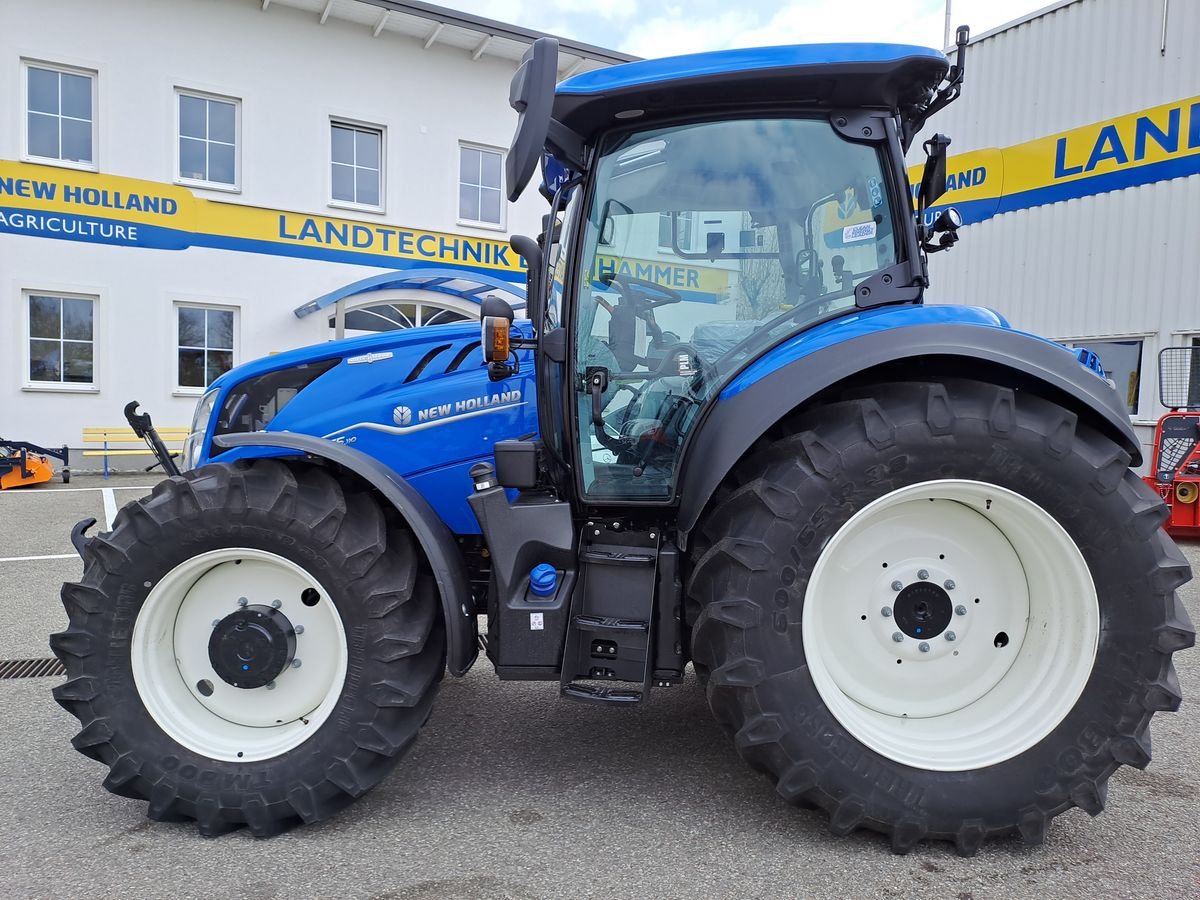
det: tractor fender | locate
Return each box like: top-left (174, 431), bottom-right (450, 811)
top-left (212, 431), bottom-right (477, 676)
top-left (675, 319), bottom-right (1141, 547)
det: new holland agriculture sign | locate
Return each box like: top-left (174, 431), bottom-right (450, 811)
top-left (0, 160), bottom-right (526, 280)
top-left (912, 94), bottom-right (1200, 227)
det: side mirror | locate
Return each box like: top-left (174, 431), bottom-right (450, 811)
top-left (480, 295), bottom-right (516, 381)
top-left (510, 234), bottom-right (545, 325)
top-left (918, 133), bottom-right (952, 210)
top-left (506, 38), bottom-right (559, 202)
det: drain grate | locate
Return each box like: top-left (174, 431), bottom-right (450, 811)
top-left (0, 657), bottom-right (66, 679)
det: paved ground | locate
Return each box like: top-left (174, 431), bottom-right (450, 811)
top-left (0, 474), bottom-right (1197, 899)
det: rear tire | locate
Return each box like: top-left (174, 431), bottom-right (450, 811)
top-left (688, 379), bottom-right (1194, 854)
top-left (51, 459), bottom-right (444, 836)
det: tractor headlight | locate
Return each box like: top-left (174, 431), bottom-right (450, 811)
top-left (209, 359), bottom-right (341, 457)
top-left (181, 388), bottom-right (219, 471)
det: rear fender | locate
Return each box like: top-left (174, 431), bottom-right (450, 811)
top-left (213, 431), bottom-right (477, 676)
top-left (676, 317), bottom-right (1140, 547)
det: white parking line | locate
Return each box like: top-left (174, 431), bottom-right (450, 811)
top-left (0, 484), bottom-right (158, 495)
top-left (0, 554), bottom-right (77, 563)
top-left (102, 488), bottom-right (118, 531)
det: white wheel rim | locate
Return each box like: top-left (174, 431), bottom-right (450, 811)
top-left (802, 479), bottom-right (1099, 771)
top-left (131, 548), bottom-right (348, 762)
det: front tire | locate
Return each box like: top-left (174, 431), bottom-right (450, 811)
top-left (51, 459), bottom-right (444, 836)
top-left (688, 379), bottom-right (1194, 854)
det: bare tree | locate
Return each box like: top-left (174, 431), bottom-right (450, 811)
top-left (735, 214), bottom-right (784, 319)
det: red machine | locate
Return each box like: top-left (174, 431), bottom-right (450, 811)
top-left (1144, 347), bottom-right (1200, 539)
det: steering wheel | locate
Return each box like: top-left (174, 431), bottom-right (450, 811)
top-left (598, 272), bottom-right (684, 311)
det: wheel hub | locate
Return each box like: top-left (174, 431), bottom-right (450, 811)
top-left (208, 604), bottom-right (296, 689)
top-left (893, 581), bottom-right (953, 640)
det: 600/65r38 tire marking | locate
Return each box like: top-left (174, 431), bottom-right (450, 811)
top-left (687, 378), bottom-right (1194, 855)
top-left (50, 459), bottom-right (445, 837)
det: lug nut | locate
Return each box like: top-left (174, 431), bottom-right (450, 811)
top-left (917, 569), bottom-right (929, 580)
top-left (271, 599), bottom-right (282, 609)
top-left (291, 659), bottom-right (302, 669)
top-left (294, 625), bottom-right (305, 635)
top-left (237, 597), bottom-right (248, 607)
top-left (955, 604), bottom-right (967, 616)
top-left (891, 580), bottom-right (903, 592)
top-left (892, 632), bottom-right (904, 643)
top-left (945, 631), bottom-right (957, 642)
top-left (881, 607), bottom-right (893, 618)
top-left (944, 579), bottom-right (956, 590)
top-left (918, 642), bottom-right (930, 653)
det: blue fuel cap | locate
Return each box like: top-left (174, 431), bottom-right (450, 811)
top-left (530, 564), bottom-right (557, 597)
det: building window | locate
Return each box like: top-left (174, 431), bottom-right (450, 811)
top-left (331, 122), bottom-right (382, 209)
top-left (658, 211), bottom-right (694, 252)
top-left (24, 61), bottom-right (96, 168)
top-left (27, 292), bottom-right (95, 386)
top-left (177, 90), bottom-right (239, 188)
top-left (178, 305), bottom-right (235, 389)
top-left (458, 145), bottom-right (503, 226)
top-left (1073, 338), bottom-right (1144, 416)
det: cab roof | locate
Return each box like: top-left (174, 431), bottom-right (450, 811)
top-left (552, 43), bottom-right (949, 139)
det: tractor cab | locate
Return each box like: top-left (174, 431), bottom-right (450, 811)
top-left (488, 39), bottom-right (966, 506)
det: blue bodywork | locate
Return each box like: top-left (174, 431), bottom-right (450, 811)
top-left (193, 300), bottom-right (1106, 536)
top-left (198, 321), bottom-right (537, 535)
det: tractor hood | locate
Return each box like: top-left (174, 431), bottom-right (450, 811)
top-left (192, 321), bottom-right (538, 533)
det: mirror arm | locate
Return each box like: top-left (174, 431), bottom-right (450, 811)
top-left (546, 120), bottom-right (587, 171)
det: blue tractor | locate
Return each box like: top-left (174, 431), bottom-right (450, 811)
top-left (53, 32), bottom-right (1194, 854)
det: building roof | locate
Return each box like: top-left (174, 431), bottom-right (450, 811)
top-left (263, 0), bottom-right (636, 75)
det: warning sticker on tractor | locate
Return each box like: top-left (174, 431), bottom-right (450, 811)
top-left (530, 613), bottom-right (544, 631)
top-left (842, 221), bottom-right (876, 243)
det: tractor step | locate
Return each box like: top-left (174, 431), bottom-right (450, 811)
top-left (560, 523), bottom-right (660, 704)
top-left (561, 683), bottom-right (643, 704)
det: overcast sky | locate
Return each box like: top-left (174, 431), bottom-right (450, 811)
top-left (448, 0), bottom-right (1051, 57)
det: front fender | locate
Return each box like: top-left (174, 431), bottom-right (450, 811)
top-left (676, 308), bottom-right (1139, 545)
top-left (213, 431), bottom-right (477, 676)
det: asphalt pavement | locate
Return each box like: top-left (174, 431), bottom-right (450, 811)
top-left (0, 474), bottom-right (1197, 899)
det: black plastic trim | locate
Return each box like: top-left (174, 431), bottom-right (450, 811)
top-left (675, 324), bottom-right (1143, 545)
top-left (404, 344), bottom-right (453, 383)
top-left (444, 341), bottom-right (482, 374)
top-left (212, 431), bottom-right (477, 676)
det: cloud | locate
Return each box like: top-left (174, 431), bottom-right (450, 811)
top-left (428, 1), bottom-right (1054, 57)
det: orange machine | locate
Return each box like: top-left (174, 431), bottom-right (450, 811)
top-left (0, 440), bottom-right (70, 489)
top-left (1143, 348), bottom-right (1200, 539)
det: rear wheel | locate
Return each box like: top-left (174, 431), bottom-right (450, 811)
top-left (51, 459), bottom-right (444, 835)
top-left (688, 379), bottom-right (1194, 854)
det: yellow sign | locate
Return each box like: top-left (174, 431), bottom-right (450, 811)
top-left (909, 95), bottom-right (1200, 225)
top-left (0, 160), bottom-right (525, 278)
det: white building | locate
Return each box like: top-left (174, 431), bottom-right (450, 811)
top-left (916, 0), bottom-right (1200, 464)
top-left (5, 0), bottom-right (1196, 473)
top-left (0, 0), bottom-right (630, 456)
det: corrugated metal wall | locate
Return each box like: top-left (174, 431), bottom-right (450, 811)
top-left (913, 0), bottom-right (1199, 446)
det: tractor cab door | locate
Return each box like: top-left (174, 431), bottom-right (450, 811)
top-left (566, 116), bottom-right (903, 503)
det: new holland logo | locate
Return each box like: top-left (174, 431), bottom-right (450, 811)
top-left (325, 390), bottom-right (526, 441)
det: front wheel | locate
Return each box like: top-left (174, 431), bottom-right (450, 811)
top-left (51, 460), bottom-right (444, 835)
top-left (688, 379), bottom-right (1194, 854)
